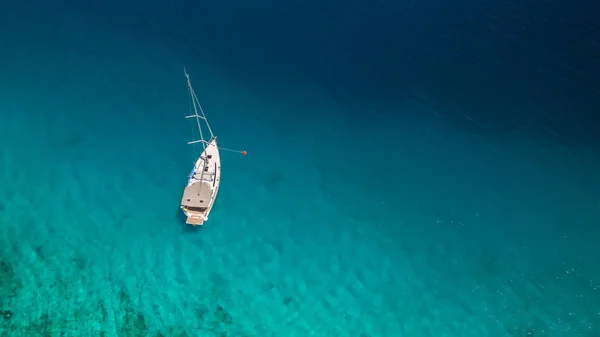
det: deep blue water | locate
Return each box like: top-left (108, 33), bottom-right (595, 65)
top-left (1, 0), bottom-right (599, 336)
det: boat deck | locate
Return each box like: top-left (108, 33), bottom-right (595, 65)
top-left (186, 215), bottom-right (205, 226)
top-left (181, 181), bottom-right (213, 208)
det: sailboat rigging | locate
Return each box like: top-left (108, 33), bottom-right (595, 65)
top-left (179, 69), bottom-right (246, 226)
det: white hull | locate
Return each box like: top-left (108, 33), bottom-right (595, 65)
top-left (180, 138), bottom-right (221, 225)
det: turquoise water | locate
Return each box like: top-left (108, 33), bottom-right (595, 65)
top-left (1, 1), bottom-right (600, 336)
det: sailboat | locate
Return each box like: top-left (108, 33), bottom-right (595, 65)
top-left (180, 69), bottom-right (246, 226)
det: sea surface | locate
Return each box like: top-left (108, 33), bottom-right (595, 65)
top-left (1, 0), bottom-right (599, 336)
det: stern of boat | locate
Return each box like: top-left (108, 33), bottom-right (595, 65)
top-left (181, 206), bottom-right (207, 226)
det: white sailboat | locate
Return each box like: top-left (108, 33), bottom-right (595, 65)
top-left (180, 69), bottom-right (246, 226)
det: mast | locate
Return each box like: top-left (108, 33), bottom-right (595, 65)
top-left (183, 67), bottom-right (248, 158)
top-left (184, 68), bottom-right (215, 151)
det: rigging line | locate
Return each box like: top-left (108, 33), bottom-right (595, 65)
top-left (191, 87), bottom-right (214, 140)
top-left (184, 68), bottom-right (247, 157)
top-left (187, 84), bottom-right (198, 162)
top-left (218, 146), bottom-right (247, 154)
top-left (186, 74), bottom-right (206, 152)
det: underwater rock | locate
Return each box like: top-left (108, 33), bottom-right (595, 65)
top-left (33, 245), bottom-right (44, 260)
top-left (214, 305), bottom-right (232, 325)
top-left (0, 262), bottom-right (15, 282)
top-left (194, 307), bottom-right (208, 321)
top-left (1, 310), bottom-right (13, 319)
top-left (72, 256), bottom-right (87, 271)
top-left (283, 296), bottom-right (293, 306)
top-left (53, 277), bottom-right (72, 300)
top-left (156, 326), bottom-right (189, 337)
top-left (25, 313), bottom-right (52, 337)
top-left (209, 272), bottom-right (228, 299)
top-left (117, 288), bottom-right (149, 337)
top-left (96, 300), bottom-right (108, 322)
top-left (0, 260), bottom-right (22, 299)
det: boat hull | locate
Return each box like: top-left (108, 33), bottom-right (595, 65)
top-left (180, 138), bottom-right (221, 226)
